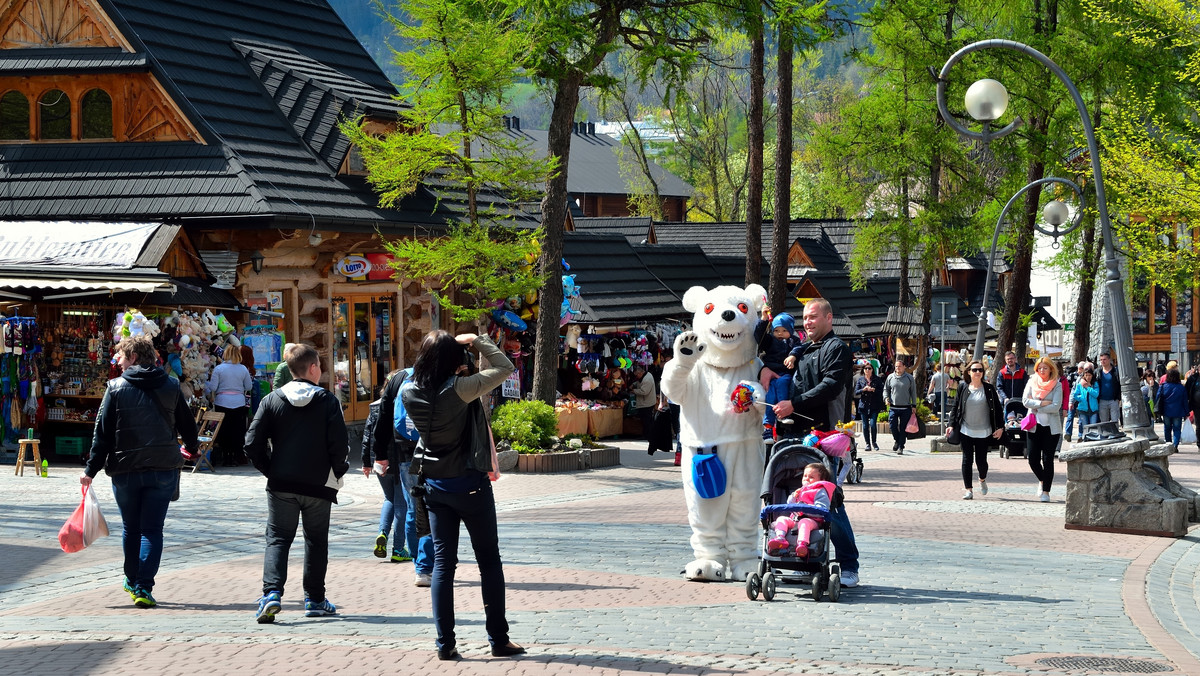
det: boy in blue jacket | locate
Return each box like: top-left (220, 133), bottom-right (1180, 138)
top-left (756, 308), bottom-right (804, 441)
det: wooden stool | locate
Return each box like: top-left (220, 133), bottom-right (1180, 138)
top-left (15, 438), bottom-right (41, 476)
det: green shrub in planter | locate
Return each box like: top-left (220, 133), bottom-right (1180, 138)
top-left (492, 400), bottom-right (558, 453)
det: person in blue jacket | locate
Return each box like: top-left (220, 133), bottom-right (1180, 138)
top-left (1155, 368), bottom-right (1190, 449)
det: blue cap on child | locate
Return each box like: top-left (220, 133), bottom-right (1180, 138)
top-left (771, 313), bottom-right (796, 335)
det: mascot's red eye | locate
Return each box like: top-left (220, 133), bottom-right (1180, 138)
top-left (737, 302), bottom-right (749, 313)
top-left (704, 303), bottom-right (714, 314)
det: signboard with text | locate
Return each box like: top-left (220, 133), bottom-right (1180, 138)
top-left (335, 253), bottom-right (396, 281)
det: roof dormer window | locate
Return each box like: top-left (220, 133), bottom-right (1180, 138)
top-left (38, 89), bottom-right (70, 139)
top-left (81, 88), bottom-right (112, 139)
top-left (0, 90), bottom-right (28, 140)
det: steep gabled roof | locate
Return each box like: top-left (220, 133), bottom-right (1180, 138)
top-left (0, 0), bottom-right (492, 227)
top-left (573, 216), bottom-right (654, 244)
top-left (630, 242), bottom-right (728, 297)
top-left (494, 127), bottom-right (692, 198)
top-left (654, 220), bottom-right (770, 259)
top-left (563, 232), bottom-right (683, 322)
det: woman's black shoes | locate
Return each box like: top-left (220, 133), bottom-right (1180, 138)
top-left (437, 648), bottom-right (461, 661)
top-left (491, 642), bottom-right (527, 657)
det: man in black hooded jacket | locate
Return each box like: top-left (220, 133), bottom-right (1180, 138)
top-left (81, 335), bottom-right (198, 609)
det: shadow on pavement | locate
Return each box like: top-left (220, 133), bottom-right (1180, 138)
top-left (0, 543), bottom-right (68, 587)
top-left (0, 641), bottom-right (126, 674)
top-left (823, 584), bottom-right (1070, 606)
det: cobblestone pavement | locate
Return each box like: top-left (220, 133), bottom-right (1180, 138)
top-left (1, 435), bottom-right (1198, 676)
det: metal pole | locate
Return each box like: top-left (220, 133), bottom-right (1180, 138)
top-left (936, 39), bottom-right (1153, 440)
top-left (939, 301), bottom-right (948, 433)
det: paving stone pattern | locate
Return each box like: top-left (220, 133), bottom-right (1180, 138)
top-left (1, 438), bottom-right (1198, 675)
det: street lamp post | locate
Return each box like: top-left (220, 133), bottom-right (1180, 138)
top-left (938, 300), bottom-right (952, 433)
top-left (972, 177), bottom-right (1084, 364)
top-left (935, 39), bottom-right (1153, 440)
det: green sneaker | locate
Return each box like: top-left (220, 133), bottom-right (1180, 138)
top-left (373, 532), bottom-right (387, 558)
top-left (133, 588), bottom-right (156, 608)
top-left (123, 578), bottom-right (136, 600)
top-left (390, 549), bottom-right (412, 562)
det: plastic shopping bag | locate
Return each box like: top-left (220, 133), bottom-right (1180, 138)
top-left (904, 409), bottom-right (920, 434)
top-left (1181, 419), bottom-right (1197, 445)
top-left (58, 485), bottom-right (109, 553)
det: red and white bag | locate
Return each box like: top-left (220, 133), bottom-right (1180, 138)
top-left (58, 485), bottom-right (109, 553)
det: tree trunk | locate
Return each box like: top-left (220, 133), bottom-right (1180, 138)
top-left (914, 267), bottom-right (934, 395)
top-left (1072, 196), bottom-right (1099, 363)
top-left (769, 24), bottom-right (793, 311)
top-left (744, 12), bottom-right (764, 286)
top-left (898, 177), bottom-right (912, 306)
top-left (531, 77), bottom-right (582, 404)
top-left (997, 151), bottom-right (1045, 366)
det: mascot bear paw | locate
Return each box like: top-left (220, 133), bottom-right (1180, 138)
top-left (684, 559), bottom-right (726, 582)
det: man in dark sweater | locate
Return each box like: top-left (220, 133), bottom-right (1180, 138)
top-left (245, 343), bottom-right (349, 624)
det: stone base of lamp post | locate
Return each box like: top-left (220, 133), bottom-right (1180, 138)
top-left (1144, 443), bottom-right (1200, 522)
top-left (1061, 439), bottom-right (1189, 537)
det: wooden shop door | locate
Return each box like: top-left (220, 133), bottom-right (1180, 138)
top-left (331, 294), bottom-right (396, 421)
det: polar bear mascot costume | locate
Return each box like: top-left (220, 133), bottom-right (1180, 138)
top-left (661, 284), bottom-right (768, 582)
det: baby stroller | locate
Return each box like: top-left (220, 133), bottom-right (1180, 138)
top-left (999, 398), bottom-right (1027, 459)
top-left (747, 437), bottom-right (844, 603)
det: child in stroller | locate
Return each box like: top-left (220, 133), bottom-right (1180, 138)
top-left (766, 463), bottom-right (835, 558)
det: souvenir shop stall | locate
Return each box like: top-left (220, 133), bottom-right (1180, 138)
top-left (3, 300), bottom-right (283, 464)
top-left (553, 322), bottom-right (684, 439)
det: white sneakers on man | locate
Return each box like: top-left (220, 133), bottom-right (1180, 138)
top-left (414, 573), bottom-right (432, 587)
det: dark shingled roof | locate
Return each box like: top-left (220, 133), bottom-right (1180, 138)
top-left (630, 243), bottom-right (728, 297)
top-left (0, 0), bottom-right (509, 228)
top-left (654, 221), bottom-right (771, 259)
top-left (574, 216), bottom-right (654, 244)
top-left (0, 47), bottom-right (149, 74)
top-left (495, 127), bottom-right (692, 199)
top-left (563, 232), bottom-right (683, 322)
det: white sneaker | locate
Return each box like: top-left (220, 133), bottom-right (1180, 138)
top-left (414, 573), bottom-right (432, 587)
top-left (979, 480), bottom-right (988, 496)
top-left (1039, 492), bottom-right (1050, 503)
top-left (840, 570), bottom-right (859, 587)
top-left (962, 490), bottom-right (973, 500)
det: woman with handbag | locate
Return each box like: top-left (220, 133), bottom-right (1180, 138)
top-left (398, 331), bottom-right (524, 661)
top-left (853, 362), bottom-right (884, 451)
top-left (945, 360), bottom-right (1003, 500)
top-left (1023, 358), bottom-right (1063, 503)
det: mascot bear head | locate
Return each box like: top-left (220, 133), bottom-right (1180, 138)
top-left (682, 284), bottom-right (767, 368)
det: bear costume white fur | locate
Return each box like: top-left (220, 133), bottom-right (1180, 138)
top-left (661, 284), bottom-right (768, 582)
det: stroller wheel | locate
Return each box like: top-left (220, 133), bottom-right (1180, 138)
top-left (746, 573), bottom-right (761, 601)
top-left (828, 572), bottom-right (841, 602)
top-left (762, 572), bottom-right (777, 601)
top-left (855, 461), bottom-right (864, 483)
top-left (1000, 447), bottom-right (1009, 459)
top-left (811, 574), bottom-right (824, 602)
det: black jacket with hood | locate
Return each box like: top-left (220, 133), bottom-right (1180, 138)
top-left (787, 331), bottom-right (854, 432)
top-left (85, 365), bottom-right (199, 477)
top-left (245, 378), bottom-right (350, 503)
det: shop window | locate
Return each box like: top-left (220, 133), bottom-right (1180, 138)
top-left (0, 91), bottom-right (28, 140)
top-left (80, 88), bottom-right (112, 139)
top-left (1177, 287), bottom-right (1193, 331)
top-left (38, 89), bottom-right (70, 140)
top-left (1131, 272), bottom-right (1149, 333)
top-left (1154, 286), bottom-right (1170, 333)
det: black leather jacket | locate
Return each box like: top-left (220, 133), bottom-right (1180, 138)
top-left (787, 331), bottom-right (853, 432)
top-left (947, 380), bottom-right (1004, 436)
top-left (85, 365), bottom-right (198, 477)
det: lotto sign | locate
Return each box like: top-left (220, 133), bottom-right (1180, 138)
top-left (335, 253), bottom-right (396, 281)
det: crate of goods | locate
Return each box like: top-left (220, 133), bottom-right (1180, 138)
top-left (56, 437), bottom-right (85, 456)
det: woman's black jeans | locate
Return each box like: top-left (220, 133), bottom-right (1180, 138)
top-left (858, 403), bottom-right (878, 449)
top-left (959, 435), bottom-right (990, 489)
top-left (426, 481), bottom-right (509, 652)
top-left (1026, 423), bottom-right (1060, 492)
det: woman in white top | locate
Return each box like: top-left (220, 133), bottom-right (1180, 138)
top-left (1022, 357), bottom-right (1063, 502)
top-left (207, 344), bottom-right (253, 467)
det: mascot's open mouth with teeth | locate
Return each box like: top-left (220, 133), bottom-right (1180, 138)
top-left (709, 328), bottom-right (743, 344)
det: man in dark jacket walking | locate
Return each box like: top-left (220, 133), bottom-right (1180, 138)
top-left (245, 343), bottom-right (349, 624)
top-left (81, 336), bottom-right (199, 608)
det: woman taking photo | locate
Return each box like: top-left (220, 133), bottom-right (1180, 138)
top-left (1072, 367), bottom-right (1100, 442)
top-left (1023, 357), bottom-right (1063, 503)
top-left (398, 331), bottom-right (523, 661)
top-left (945, 361), bottom-right (1003, 500)
top-left (853, 362), bottom-right (884, 451)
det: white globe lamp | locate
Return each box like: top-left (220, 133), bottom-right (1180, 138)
top-left (964, 79), bottom-right (1009, 122)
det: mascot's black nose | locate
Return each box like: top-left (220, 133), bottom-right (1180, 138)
top-left (721, 310), bottom-right (736, 322)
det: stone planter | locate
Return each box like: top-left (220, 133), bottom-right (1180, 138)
top-left (496, 449), bottom-right (518, 473)
top-left (583, 445), bottom-right (620, 469)
top-left (516, 450), bottom-right (582, 473)
top-left (1061, 438), bottom-right (1189, 537)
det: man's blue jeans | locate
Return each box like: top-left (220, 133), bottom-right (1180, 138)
top-left (1063, 406), bottom-right (1076, 440)
top-left (828, 501), bottom-right (859, 574)
top-left (888, 406), bottom-right (912, 450)
top-left (397, 462), bottom-right (433, 574)
top-left (1164, 416), bottom-right (1184, 447)
top-left (111, 469), bottom-right (178, 592)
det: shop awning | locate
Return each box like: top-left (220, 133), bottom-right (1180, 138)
top-left (0, 275), bottom-right (173, 300)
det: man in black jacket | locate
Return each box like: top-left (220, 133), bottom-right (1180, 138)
top-left (82, 335), bottom-right (198, 609)
top-left (775, 298), bottom-right (861, 589)
top-left (245, 343), bottom-right (349, 624)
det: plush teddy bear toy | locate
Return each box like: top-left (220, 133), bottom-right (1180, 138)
top-left (661, 284), bottom-right (768, 583)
